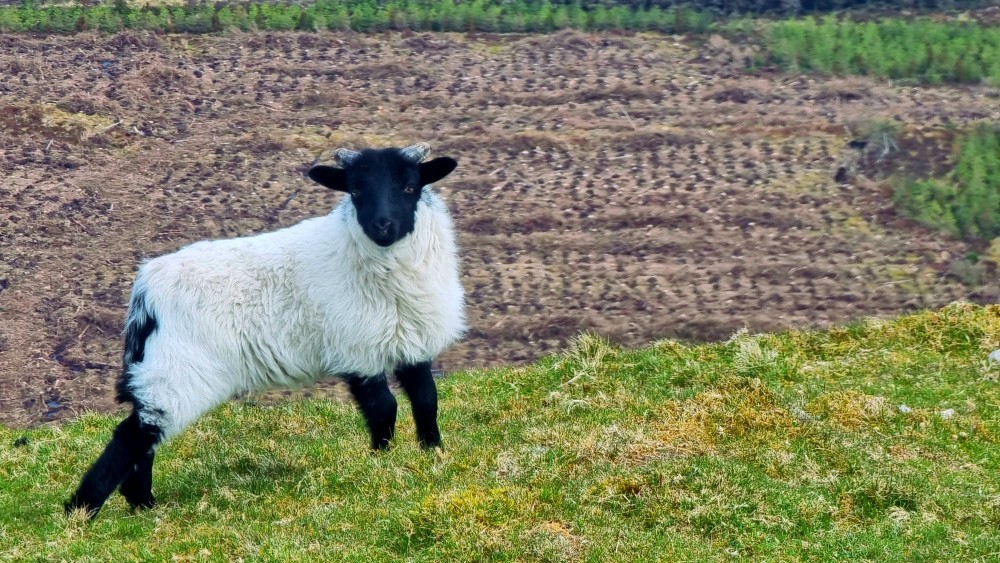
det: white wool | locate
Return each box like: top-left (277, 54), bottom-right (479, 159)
top-left (125, 190), bottom-right (465, 438)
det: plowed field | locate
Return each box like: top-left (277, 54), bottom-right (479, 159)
top-left (2, 30), bottom-right (997, 426)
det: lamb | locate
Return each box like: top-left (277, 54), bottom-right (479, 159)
top-left (65, 143), bottom-right (464, 517)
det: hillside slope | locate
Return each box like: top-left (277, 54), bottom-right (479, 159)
top-left (2, 304), bottom-right (998, 560)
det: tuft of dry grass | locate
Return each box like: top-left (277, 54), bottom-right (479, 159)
top-left (806, 390), bottom-right (893, 429)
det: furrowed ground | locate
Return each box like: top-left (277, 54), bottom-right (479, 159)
top-left (1, 30), bottom-right (999, 426)
top-left (1, 305), bottom-right (998, 560)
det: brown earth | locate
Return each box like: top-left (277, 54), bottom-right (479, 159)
top-left (1, 30), bottom-right (998, 428)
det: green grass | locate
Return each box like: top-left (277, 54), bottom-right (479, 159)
top-left (2, 304), bottom-right (999, 560)
top-left (4, 2), bottom-right (996, 87)
top-left (894, 123), bottom-right (1000, 241)
top-left (758, 16), bottom-right (1000, 84)
top-left (0, 0), bottom-right (714, 35)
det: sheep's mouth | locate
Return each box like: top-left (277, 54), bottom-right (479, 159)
top-left (361, 219), bottom-right (412, 247)
top-left (367, 231), bottom-right (398, 247)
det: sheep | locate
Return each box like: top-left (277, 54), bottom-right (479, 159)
top-left (65, 143), bottom-right (464, 517)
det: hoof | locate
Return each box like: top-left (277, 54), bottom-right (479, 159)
top-left (419, 436), bottom-right (442, 451)
top-left (125, 494), bottom-right (156, 511)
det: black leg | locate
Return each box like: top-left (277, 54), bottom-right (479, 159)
top-left (395, 361), bottom-right (442, 449)
top-left (119, 450), bottom-right (156, 510)
top-left (346, 375), bottom-right (397, 450)
top-left (65, 411), bottom-right (161, 517)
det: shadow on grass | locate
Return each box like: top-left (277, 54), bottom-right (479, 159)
top-left (163, 454), bottom-right (315, 505)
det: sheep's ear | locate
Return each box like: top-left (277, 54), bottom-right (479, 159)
top-left (307, 165), bottom-right (348, 192)
top-left (419, 157), bottom-right (458, 186)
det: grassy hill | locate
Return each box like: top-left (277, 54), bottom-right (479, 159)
top-left (2, 304), bottom-right (998, 560)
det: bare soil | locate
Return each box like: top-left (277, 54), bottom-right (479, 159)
top-left (1, 30), bottom-right (997, 427)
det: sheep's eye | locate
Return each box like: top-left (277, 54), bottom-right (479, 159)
top-left (350, 190), bottom-right (361, 198)
top-left (403, 185), bottom-right (417, 194)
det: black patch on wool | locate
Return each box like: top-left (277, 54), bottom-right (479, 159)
top-left (115, 289), bottom-right (157, 405)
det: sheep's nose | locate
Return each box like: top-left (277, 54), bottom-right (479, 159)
top-left (374, 218), bottom-right (393, 233)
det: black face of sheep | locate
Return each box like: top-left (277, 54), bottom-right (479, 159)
top-left (308, 143), bottom-right (458, 247)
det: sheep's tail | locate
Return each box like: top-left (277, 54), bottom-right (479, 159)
top-left (115, 286), bottom-right (158, 405)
